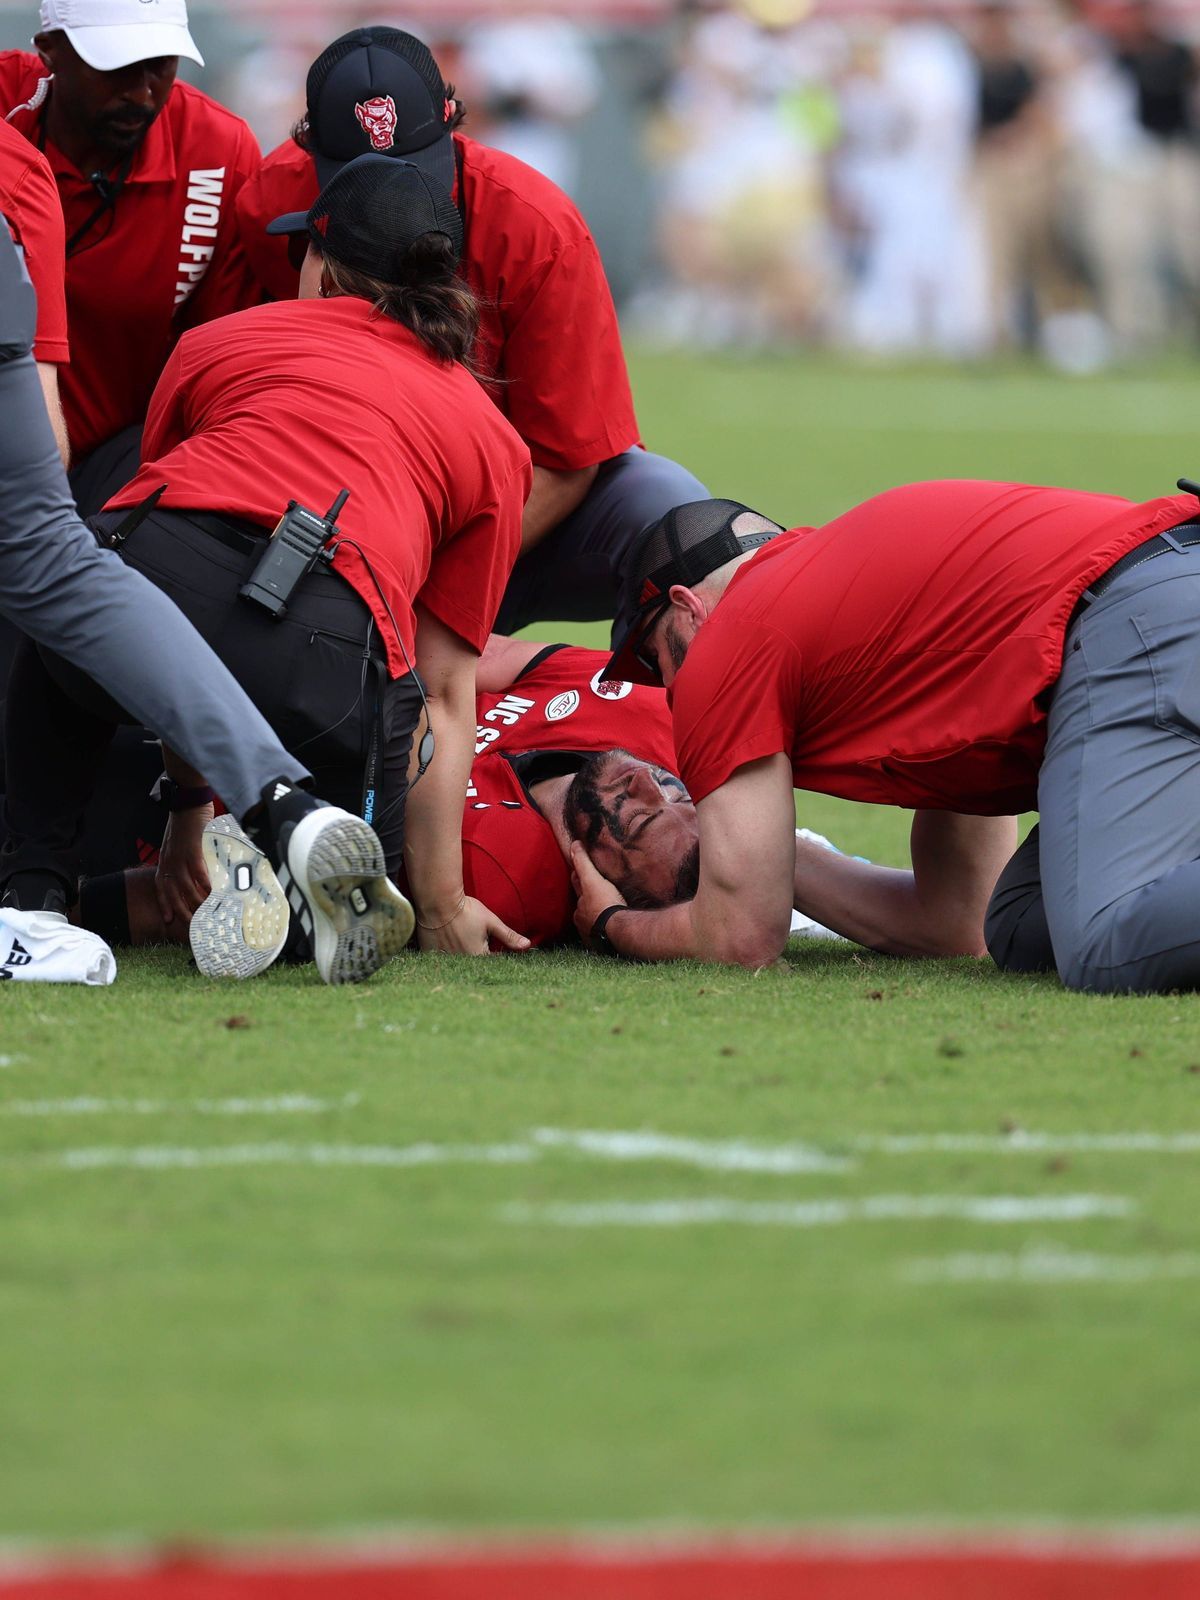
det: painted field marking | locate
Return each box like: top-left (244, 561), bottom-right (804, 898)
top-left (531, 1127), bottom-right (850, 1174)
top-left (502, 1195), bottom-right (1134, 1229)
top-left (855, 1132), bottom-right (1200, 1155)
top-left (902, 1248), bottom-right (1200, 1285)
top-left (0, 1093), bottom-right (362, 1118)
top-left (18, 1142), bottom-right (536, 1172)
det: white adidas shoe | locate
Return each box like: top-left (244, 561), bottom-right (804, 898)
top-left (271, 804), bottom-right (414, 985)
top-left (190, 815), bottom-right (290, 979)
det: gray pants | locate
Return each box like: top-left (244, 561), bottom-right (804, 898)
top-left (494, 447), bottom-right (708, 640)
top-left (987, 546), bottom-right (1200, 993)
top-left (0, 355), bottom-right (308, 821)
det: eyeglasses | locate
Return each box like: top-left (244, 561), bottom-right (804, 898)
top-left (630, 599), bottom-right (671, 684)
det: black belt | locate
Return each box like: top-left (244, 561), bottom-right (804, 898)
top-left (1083, 521), bottom-right (1200, 605)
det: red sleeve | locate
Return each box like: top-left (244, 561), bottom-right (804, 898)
top-left (499, 234), bottom-right (639, 472)
top-left (179, 118), bottom-right (264, 331)
top-left (462, 831), bottom-right (570, 947)
top-left (234, 143), bottom-right (316, 303)
top-left (671, 622), bottom-right (803, 804)
top-left (419, 456), bottom-right (530, 651)
top-left (2, 144), bottom-right (69, 364)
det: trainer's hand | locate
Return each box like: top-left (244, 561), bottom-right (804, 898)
top-left (570, 842), bottom-right (625, 945)
top-left (155, 803), bottom-right (214, 928)
top-left (416, 895), bottom-right (531, 956)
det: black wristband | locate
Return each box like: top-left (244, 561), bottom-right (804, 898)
top-left (589, 902), bottom-right (630, 957)
top-left (152, 775), bottom-right (216, 812)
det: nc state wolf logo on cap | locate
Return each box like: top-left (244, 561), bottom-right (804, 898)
top-left (355, 96), bottom-right (398, 152)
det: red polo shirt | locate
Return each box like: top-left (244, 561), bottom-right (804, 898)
top-left (0, 117), bottom-right (67, 363)
top-left (464, 645), bottom-right (676, 943)
top-left (0, 52), bottom-right (261, 459)
top-left (106, 296), bottom-right (530, 675)
top-left (671, 480), bottom-right (1199, 815)
top-left (234, 132), bottom-right (639, 472)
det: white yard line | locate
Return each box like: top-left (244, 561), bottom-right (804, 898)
top-left (0, 1092), bottom-right (362, 1118)
top-left (854, 1132), bottom-right (1200, 1155)
top-left (502, 1195), bottom-right (1134, 1229)
top-left (19, 1142), bottom-right (536, 1171)
top-left (531, 1127), bottom-right (850, 1174)
top-left (902, 1248), bottom-right (1200, 1285)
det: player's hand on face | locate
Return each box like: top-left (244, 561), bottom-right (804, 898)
top-left (416, 895), bottom-right (531, 956)
top-left (154, 802), bottom-right (214, 928)
top-left (570, 842), bottom-right (625, 945)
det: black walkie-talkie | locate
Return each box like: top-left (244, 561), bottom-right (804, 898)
top-left (239, 489), bottom-right (350, 618)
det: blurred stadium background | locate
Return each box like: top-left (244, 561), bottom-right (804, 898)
top-left (6, 0), bottom-right (1188, 374)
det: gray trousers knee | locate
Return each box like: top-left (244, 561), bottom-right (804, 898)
top-left (1035, 547), bottom-right (1200, 992)
top-left (0, 353), bottom-right (308, 820)
top-left (494, 448), bottom-right (708, 641)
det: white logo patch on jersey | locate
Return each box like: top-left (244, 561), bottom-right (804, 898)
top-left (545, 690), bottom-right (580, 722)
top-left (589, 669), bottom-right (633, 702)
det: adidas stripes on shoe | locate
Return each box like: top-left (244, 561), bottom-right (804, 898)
top-left (250, 782), bottom-right (414, 986)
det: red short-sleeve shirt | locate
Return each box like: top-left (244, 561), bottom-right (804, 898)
top-left (0, 117), bottom-right (68, 363)
top-left (235, 132), bottom-right (640, 471)
top-left (462, 645), bottom-right (676, 944)
top-left (0, 52), bottom-right (262, 459)
top-left (105, 296), bottom-right (531, 674)
top-left (671, 480), bottom-right (1199, 815)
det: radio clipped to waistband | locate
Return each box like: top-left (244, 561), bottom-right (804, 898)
top-left (239, 490), bottom-right (350, 618)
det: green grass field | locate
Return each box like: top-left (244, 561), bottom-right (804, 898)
top-left (3, 349), bottom-right (1200, 1546)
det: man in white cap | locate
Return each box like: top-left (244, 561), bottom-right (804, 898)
top-left (0, 0), bottom-right (261, 508)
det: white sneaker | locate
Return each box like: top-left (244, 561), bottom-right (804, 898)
top-left (190, 815), bottom-right (290, 979)
top-left (272, 805), bottom-right (414, 985)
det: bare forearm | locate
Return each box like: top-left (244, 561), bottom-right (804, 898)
top-left (402, 686), bottom-right (473, 921)
top-left (36, 362), bottom-right (69, 468)
top-left (792, 814), bottom-right (1017, 958)
top-left (605, 889), bottom-right (787, 968)
top-left (521, 463), bottom-right (598, 553)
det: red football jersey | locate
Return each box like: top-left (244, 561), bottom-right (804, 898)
top-left (0, 117), bottom-right (68, 363)
top-left (671, 480), bottom-right (1199, 815)
top-left (0, 53), bottom-right (261, 459)
top-left (234, 132), bottom-right (639, 472)
top-left (463, 646), bottom-right (676, 945)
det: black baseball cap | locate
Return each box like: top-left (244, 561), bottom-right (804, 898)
top-left (303, 26), bottom-right (455, 192)
top-left (605, 499), bottom-right (786, 685)
top-left (266, 154), bottom-right (463, 281)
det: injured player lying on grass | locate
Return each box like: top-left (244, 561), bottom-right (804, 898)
top-left (72, 637), bottom-right (847, 963)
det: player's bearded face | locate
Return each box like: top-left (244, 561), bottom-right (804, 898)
top-left (563, 751), bottom-right (699, 909)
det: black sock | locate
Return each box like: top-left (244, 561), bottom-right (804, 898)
top-left (243, 777), bottom-right (321, 851)
top-left (78, 872), bottom-right (132, 946)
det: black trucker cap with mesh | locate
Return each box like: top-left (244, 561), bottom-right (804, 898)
top-left (266, 153), bottom-right (463, 280)
top-left (304, 26), bottom-right (455, 191)
top-left (604, 499), bottom-right (786, 686)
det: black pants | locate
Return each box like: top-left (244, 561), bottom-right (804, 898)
top-left (1, 505), bottom-right (422, 896)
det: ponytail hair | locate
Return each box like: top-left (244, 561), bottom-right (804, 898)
top-left (319, 232), bottom-right (480, 367)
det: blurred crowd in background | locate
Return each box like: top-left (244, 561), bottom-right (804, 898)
top-left (85, 0), bottom-right (1200, 367)
top-left (644, 0), bottom-right (1200, 366)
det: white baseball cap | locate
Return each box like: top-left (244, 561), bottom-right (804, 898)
top-left (38, 0), bottom-right (204, 71)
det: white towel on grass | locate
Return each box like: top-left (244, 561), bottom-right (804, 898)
top-left (0, 910), bottom-right (116, 985)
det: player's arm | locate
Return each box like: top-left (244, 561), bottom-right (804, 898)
top-left (520, 463), bottom-right (598, 553)
top-left (573, 754), bottom-right (797, 965)
top-left (476, 633), bottom-right (554, 692)
top-left (791, 810), bottom-right (1016, 957)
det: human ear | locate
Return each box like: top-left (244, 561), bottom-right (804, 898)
top-left (667, 584), bottom-right (708, 627)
